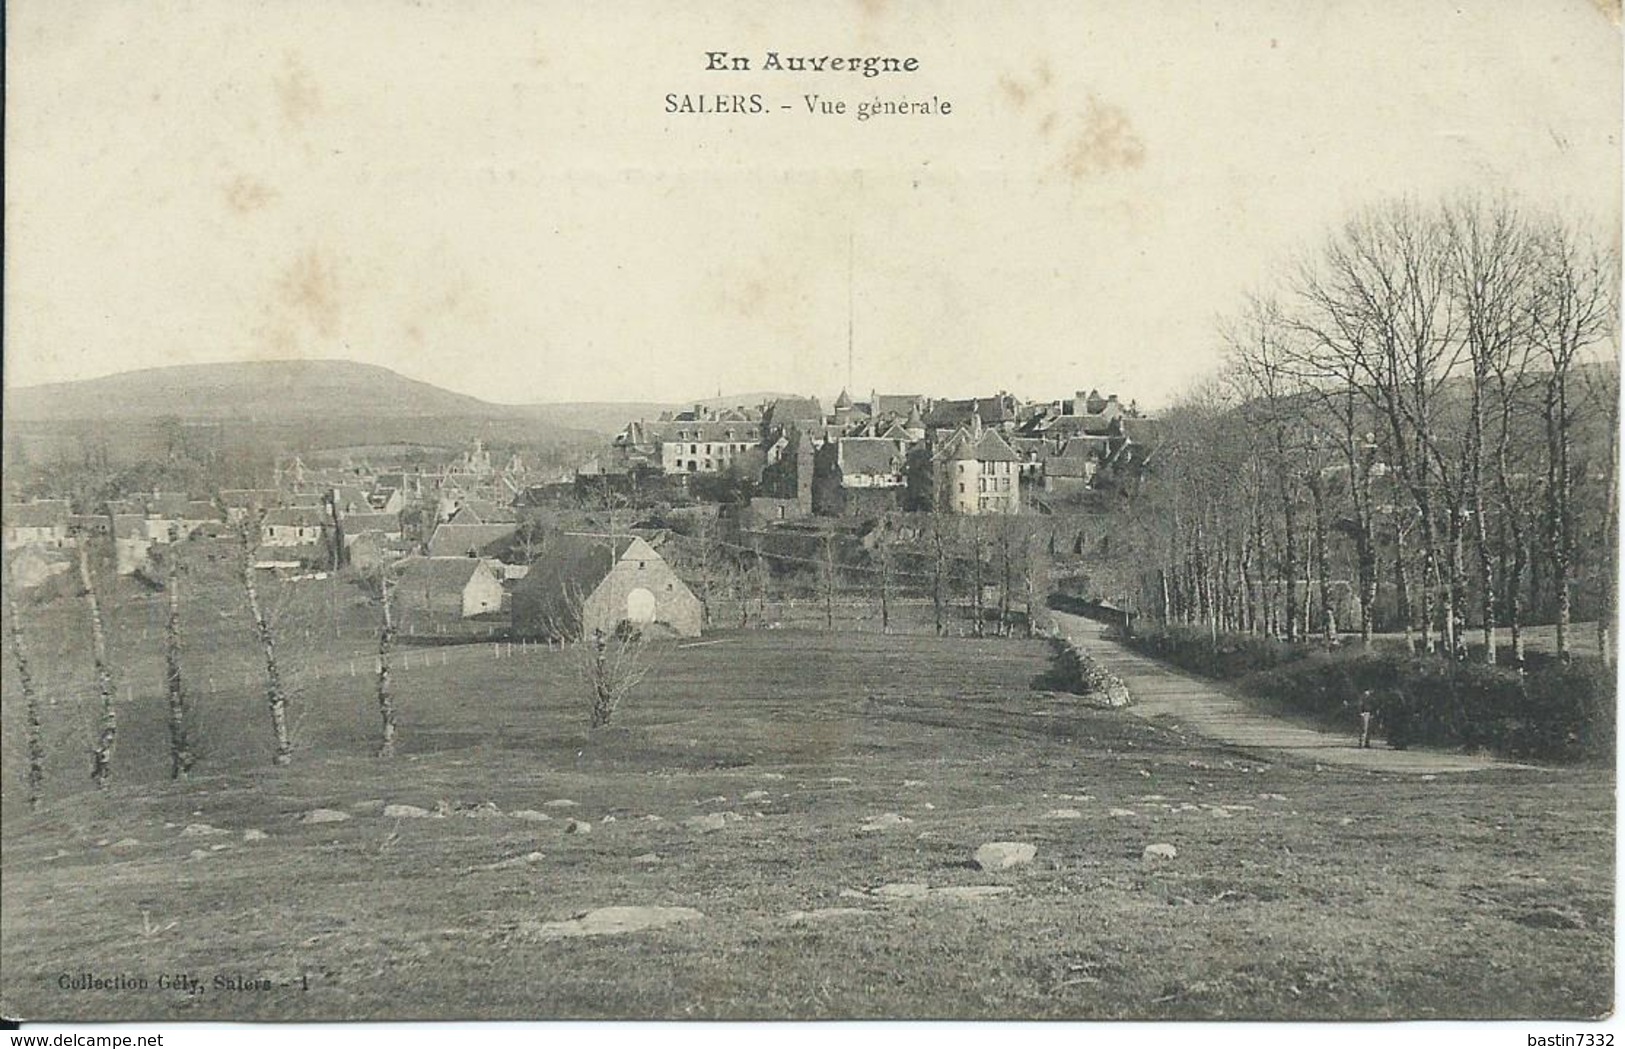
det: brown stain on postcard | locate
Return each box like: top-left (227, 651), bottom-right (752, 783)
top-left (224, 176), bottom-right (277, 215)
top-left (1060, 96), bottom-right (1146, 179)
top-left (998, 64), bottom-right (1145, 180)
top-left (277, 248), bottom-right (342, 338)
top-left (275, 54), bottom-right (322, 129)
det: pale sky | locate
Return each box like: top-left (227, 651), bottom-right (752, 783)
top-left (5, 0), bottom-right (1620, 410)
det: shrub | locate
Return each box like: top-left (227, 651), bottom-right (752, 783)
top-left (1127, 624), bottom-right (1613, 761)
top-left (1033, 637), bottom-right (1132, 706)
top-left (1123, 623), bottom-right (1301, 680)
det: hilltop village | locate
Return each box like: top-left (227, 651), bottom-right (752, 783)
top-left (2, 387), bottom-right (1156, 640)
top-left (597, 386), bottom-right (1156, 519)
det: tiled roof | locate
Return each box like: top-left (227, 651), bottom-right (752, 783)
top-left (426, 522), bottom-right (519, 558)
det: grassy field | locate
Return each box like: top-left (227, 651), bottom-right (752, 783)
top-left (0, 626), bottom-right (1614, 1021)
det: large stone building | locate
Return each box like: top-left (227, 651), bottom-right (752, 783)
top-left (936, 416), bottom-right (1021, 515)
top-left (392, 556), bottom-right (506, 619)
top-left (512, 533), bottom-right (702, 639)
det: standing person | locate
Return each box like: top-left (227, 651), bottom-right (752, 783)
top-left (1357, 691), bottom-right (1375, 749)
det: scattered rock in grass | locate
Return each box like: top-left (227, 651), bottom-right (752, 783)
top-left (1142, 843), bottom-right (1179, 862)
top-left (180, 823), bottom-right (223, 838)
top-left (350, 800), bottom-right (385, 815)
top-left (1138, 769), bottom-right (1151, 778)
top-left (640, 815), bottom-right (664, 823)
top-left (187, 848), bottom-right (211, 861)
top-left (242, 830), bottom-right (268, 842)
top-left (760, 773), bottom-right (785, 781)
top-left (384, 804), bottom-right (433, 819)
top-left (529, 906), bottom-right (704, 939)
top-left (1514, 906), bottom-right (1586, 931)
top-left (873, 883), bottom-right (933, 899)
top-left (300, 809), bottom-right (351, 825)
top-left (510, 810), bottom-right (552, 822)
top-left (698, 796), bottom-right (728, 805)
top-left (208, 843), bottom-right (230, 852)
top-left (1257, 793), bottom-right (1288, 802)
top-left (109, 838), bottom-right (142, 851)
top-left (859, 813), bottom-right (913, 832)
top-left (632, 853), bottom-right (660, 865)
top-left (601, 815), bottom-right (618, 824)
top-left (974, 842), bottom-right (1037, 871)
top-left (463, 802), bottom-right (502, 818)
top-left (163, 822), bottom-right (177, 829)
top-left (902, 779), bottom-right (926, 788)
top-left (1338, 817), bottom-right (1356, 827)
top-left (922, 802), bottom-right (936, 811)
top-left (742, 790), bottom-right (770, 802)
top-left (784, 907), bottom-right (872, 922)
top-left (932, 886), bottom-right (1013, 902)
top-left (1045, 809), bottom-right (1084, 820)
top-left (685, 812), bottom-right (742, 833)
top-left (1420, 775), bottom-right (1437, 783)
top-left (1208, 808), bottom-right (1236, 820)
top-left (563, 819), bottom-right (592, 835)
top-left (543, 799), bottom-right (578, 809)
top-left (471, 852), bottom-right (546, 872)
top-left (858, 884), bottom-right (1013, 903)
top-left (1107, 808), bottom-right (1137, 819)
top-left (827, 777), bottom-right (854, 785)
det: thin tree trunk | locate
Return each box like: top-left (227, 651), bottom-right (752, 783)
top-left (5, 574), bottom-right (47, 807)
top-left (931, 521), bottom-right (945, 636)
top-left (165, 554), bottom-right (193, 778)
top-left (377, 573), bottom-right (397, 758)
top-left (1022, 528), bottom-right (1037, 639)
top-left (822, 532), bottom-right (835, 631)
top-left (1394, 524), bottom-right (1416, 654)
top-left (878, 526), bottom-right (892, 635)
top-left (240, 522), bottom-right (292, 766)
top-left (752, 539), bottom-right (768, 625)
top-left (1280, 464), bottom-right (1300, 644)
top-left (80, 544), bottom-right (117, 788)
top-left (1310, 471), bottom-right (1334, 645)
top-left (971, 523), bottom-right (985, 638)
top-left (998, 526), bottom-right (1012, 638)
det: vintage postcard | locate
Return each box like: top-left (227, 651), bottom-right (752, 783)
top-left (2, 0), bottom-right (1620, 1036)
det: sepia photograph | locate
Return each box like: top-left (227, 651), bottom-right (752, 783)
top-left (2, 0), bottom-right (1620, 1036)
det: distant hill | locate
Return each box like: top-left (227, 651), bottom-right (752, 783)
top-left (4, 362), bottom-right (811, 437)
top-left (4, 360), bottom-right (497, 422)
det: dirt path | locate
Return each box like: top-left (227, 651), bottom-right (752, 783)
top-left (1051, 612), bottom-right (1533, 775)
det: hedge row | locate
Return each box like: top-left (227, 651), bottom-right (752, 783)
top-left (1035, 637), bottom-right (1133, 707)
top-left (1123, 624), bottom-right (1614, 761)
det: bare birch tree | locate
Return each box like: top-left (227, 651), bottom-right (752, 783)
top-left (5, 569), bottom-right (47, 806)
top-left (239, 513), bottom-right (292, 765)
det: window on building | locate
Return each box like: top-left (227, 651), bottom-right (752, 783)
top-left (958, 483), bottom-right (965, 494)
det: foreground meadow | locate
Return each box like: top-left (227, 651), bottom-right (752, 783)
top-left (1, 628), bottom-right (1613, 1021)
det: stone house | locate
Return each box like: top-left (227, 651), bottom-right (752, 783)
top-left (511, 533), bottom-right (701, 640)
top-left (1, 501), bottom-right (71, 551)
top-left (392, 556), bottom-right (506, 619)
top-left (935, 417), bottom-right (1021, 515)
